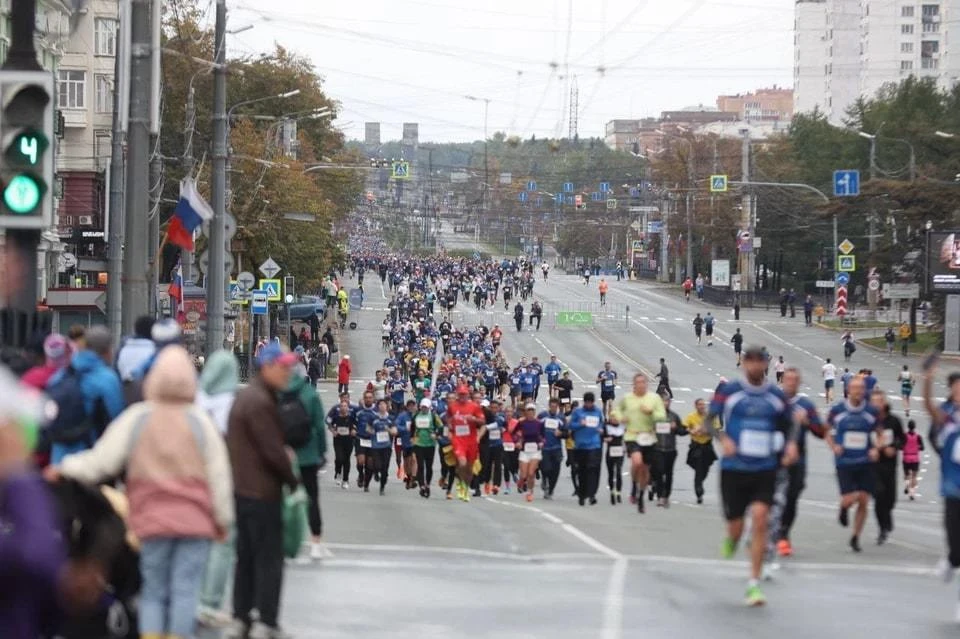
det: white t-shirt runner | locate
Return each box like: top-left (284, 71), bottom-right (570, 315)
top-left (822, 363), bottom-right (837, 382)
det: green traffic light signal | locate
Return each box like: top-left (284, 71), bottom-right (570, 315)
top-left (5, 130), bottom-right (47, 166)
top-left (3, 174), bottom-right (43, 214)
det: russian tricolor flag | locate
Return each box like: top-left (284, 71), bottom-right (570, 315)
top-left (167, 177), bottom-right (213, 251)
top-left (168, 258), bottom-right (184, 320)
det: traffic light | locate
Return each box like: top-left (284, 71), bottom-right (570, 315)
top-left (0, 70), bottom-right (54, 229)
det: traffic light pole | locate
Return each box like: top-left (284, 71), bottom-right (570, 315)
top-left (107, 22), bottom-right (126, 345)
top-left (121, 0), bottom-right (153, 335)
top-left (207, 0), bottom-right (227, 354)
top-left (3, 0), bottom-right (41, 315)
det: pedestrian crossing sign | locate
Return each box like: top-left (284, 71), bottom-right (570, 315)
top-left (260, 278), bottom-right (282, 301)
top-left (710, 175), bottom-right (728, 192)
top-left (837, 255), bottom-right (856, 272)
top-left (392, 161), bottom-right (410, 180)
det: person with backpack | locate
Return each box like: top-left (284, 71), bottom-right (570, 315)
top-left (115, 316), bottom-right (155, 388)
top-left (49, 345), bottom-right (234, 639)
top-left (196, 350), bottom-right (240, 628)
top-left (286, 361), bottom-right (328, 562)
top-left (46, 326), bottom-right (125, 464)
top-left (225, 342), bottom-right (299, 639)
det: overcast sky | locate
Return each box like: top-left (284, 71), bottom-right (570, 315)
top-left (227, 0), bottom-right (795, 143)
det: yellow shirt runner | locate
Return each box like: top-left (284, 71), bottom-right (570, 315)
top-left (612, 392), bottom-right (666, 445)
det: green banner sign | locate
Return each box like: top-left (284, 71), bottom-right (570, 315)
top-left (556, 311), bottom-right (594, 327)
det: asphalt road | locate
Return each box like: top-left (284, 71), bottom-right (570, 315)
top-left (291, 264), bottom-right (960, 638)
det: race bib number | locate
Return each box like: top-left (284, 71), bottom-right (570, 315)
top-left (488, 429), bottom-right (501, 440)
top-left (454, 425), bottom-right (470, 437)
top-left (545, 418), bottom-right (560, 430)
top-left (524, 442), bottom-right (539, 453)
top-left (503, 442), bottom-right (516, 452)
top-left (359, 439), bottom-right (372, 448)
top-left (561, 397), bottom-right (571, 404)
top-left (637, 433), bottom-right (657, 447)
top-left (739, 429), bottom-right (772, 458)
top-left (772, 431), bottom-right (785, 453)
top-left (604, 380), bottom-right (614, 388)
top-left (844, 431), bottom-right (868, 450)
top-left (584, 415), bottom-right (600, 428)
top-left (415, 416), bottom-right (431, 430)
top-left (879, 429), bottom-right (894, 447)
top-left (608, 445), bottom-right (624, 458)
top-left (336, 427), bottom-right (350, 436)
top-left (655, 422), bottom-right (672, 435)
top-left (376, 431), bottom-right (390, 443)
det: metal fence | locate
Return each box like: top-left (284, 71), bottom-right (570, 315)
top-left (546, 301), bottom-right (631, 331)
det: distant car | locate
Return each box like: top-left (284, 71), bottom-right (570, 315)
top-left (287, 299), bottom-right (325, 321)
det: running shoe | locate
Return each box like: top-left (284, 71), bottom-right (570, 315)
top-left (850, 535), bottom-right (861, 553)
top-left (484, 483), bottom-right (492, 495)
top-left (525, 492), bottom-right (534, 502)
top-left (838, 506), bottom-right (849, 528)
top-left (744, 584), bottom-right (766, 607)
top-left (721, 537), bottom-right (737, 560)
top-left (936, 557), bottom-right (956, 583)
top-left (777, 539), bottom-right (792, 557)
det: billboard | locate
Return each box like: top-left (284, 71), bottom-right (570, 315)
top-left (711, 259), bottom-right (730, 287)
top-left (930, 231), bottom-right (960, 292)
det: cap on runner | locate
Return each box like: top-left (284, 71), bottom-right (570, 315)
top-left (525, 403), bottom-right (536, 410)
top-left (419, 398), bottom-right (432, 408)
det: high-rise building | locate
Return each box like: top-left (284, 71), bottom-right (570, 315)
top-left (795, 0), bottom-right (959, 124)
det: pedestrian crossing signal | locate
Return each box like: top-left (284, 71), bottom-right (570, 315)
top-left (0, 71), bottom-right (54, 228)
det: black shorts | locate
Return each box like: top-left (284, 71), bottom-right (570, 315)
top-left (903, 461), bottom-right (920, 474)
top-left (600, 391), bottom-right (616, 402)
top-left (705, 327), bottom-right (714, 336)
top-left (626, 442), bottom-right (656, 465)
top-left (836, 464), bottom-right (875, 495)
top-left (403, 448), bottom-right (415, 459)
top-left (721, 470), bottom-right (777, 522)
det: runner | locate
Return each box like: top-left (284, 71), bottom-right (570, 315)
top-left (597, 362), bottom-right (618, 417)
top-left (707, 346), bottom-right (799, 606)
top-left (693, 313), bottom-right (704, 345)
top-left (369, 400), bottom-right (396, 495)
top-left (822, 358), bottom-right (837, 404)
top-left (825, 375), bottom-right (879, 553)
top-left (651, 394), bottom-right (683, 508)
top-left (604, 412), bottom-right (626, 505)
top-left (568, 392), bottom-right (605, 506)
top-left (704, 312), bottom-right (716, 346)
top-left (609, 373), bottom-right (666, 514)
top-left (413, 398), bottom-right (441, 499)
top-left (902, 420), bottom-right (924, 500)
top-left (538, 399), bottom-right (566, 499)
top-left (655, 358), bottom-right (673, 398)
top-left (328, 397), bottom-right (356, 490)
top-left (682, 398), bottom-right (717, 505)
top-left (774, 356), bottom-right (785, 384)
top-left (481, 399), bottom-right (506, 495)
top-left (394, 399), bottom-right (418, 490)
top-left (898, 365), bottom-right (914, 416)
top-left (447, 385), bottom-right (486, 502)
top-left (731, 329), bottom-right (744, 367)
top-left (545, 355), bottom-right (562, 399)
top-left (515, 404), bottom-right (545, 502)
top-left (598, 278), bottom-right (609, 306)
top-left (870, 388), bottom-right (905, 545)
top-left (353, 391), bottom-right (377, 490)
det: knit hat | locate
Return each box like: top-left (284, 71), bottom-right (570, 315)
top-left (43, 333), bottom-right (70, 367)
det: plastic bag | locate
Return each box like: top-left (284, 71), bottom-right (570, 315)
top-left (283, 465), bottom-right (309, 559)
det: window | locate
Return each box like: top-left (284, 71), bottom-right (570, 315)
top-left (923, 21), bottom-right (940, 33)
top-left (94, 18), bottom-right (116, 56)
top-left (902, 6), bottom-right (914, 17)
top-left (94, 74), bottom-right (111, 113)
top-left (922, 40), bottom-right (940, 54)
top-left (922, 58), bottom-right (939, 69)
top-left (901, 60), bottom-right (914, 70)
top-left (922, 4), bottom-right (940, 17)
top-left (901, 42), bottom-right (914, 53)
top-left (902, 24), bottom-right (914, 34)
top-left (57, 69), bottom-right (85, 108)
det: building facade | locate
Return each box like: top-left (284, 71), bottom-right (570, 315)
top-left (716, 86), bottom-right (794, 122)
top-left (795, 0), bottom-right (959, 124)
top-left (54, 0), bottom-right (118, 288)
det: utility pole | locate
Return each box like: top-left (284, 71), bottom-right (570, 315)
top-left (868, 135), bottom-right (876, 254)
top-left (207, 0), bottom-right (227, 354)
top-left (147, 137), bottom-right (161, 315)
top-left (182, 85), bottom-right (195, 284)
top-left (106, 19), bottom-right (126, 345)
top-left (121, 0), bottom-right (153, 335)
top-left (685, 145), bottom-right (694, 280)
top-left (2, 0), bottom-right (41, 318)
top-left (740, 130), bottom-right (754, 293)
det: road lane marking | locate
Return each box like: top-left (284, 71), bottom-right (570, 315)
top-left (589, 329), bottom-right (656, 377)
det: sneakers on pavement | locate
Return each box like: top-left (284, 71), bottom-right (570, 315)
top-left (937, 557), bottom-right (956, 583)
top-left (249, 621), bottom-right (293, 639)
top-left (721, 537), bottom-right (737, 560)
top-left (745, 584), bottom-right (766, 607)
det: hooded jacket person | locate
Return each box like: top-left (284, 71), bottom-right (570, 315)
top-left (197, 350), bottom-right (240, 435)
top-left (56, 346), bottom-right (234, 639)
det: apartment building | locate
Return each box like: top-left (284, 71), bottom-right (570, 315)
top-left (795, 0), bottom-right (959, 124)
top-left (716, 86), bottom-right (794, 122)
top-left (54, 0), bottom-right (118, 287)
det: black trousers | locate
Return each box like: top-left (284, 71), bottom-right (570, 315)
top-left (875, 462), bottom-right (898, 533)
top-left (333, 435), bottom-right (353, 483)
top-left (541, 448), bottom-right (563, 495)
top-left (778, 463), bottom-right (806, 541)
top-left (574, 448), bottom-right (602, 500)
top-left (606, 454), bottom-right (624, 491)
top-left (415, 445), bottom-right (435, 486)
top-left (480, 445), bottom-right (504, 486)
top-left (368, 448), bottom-right (391, 490)
top-left (503, 450), bottom-right (519, 481)
top-left (515, 316), bottom-right (523, 331)
top-left (234, 496), bottom-right (284, 628)
top-left (947, 498), bottom-right (960, 568)
top-left (651, 450), bottom-right (678, 499)
top-left (299, 464), bottom-right (322, 537)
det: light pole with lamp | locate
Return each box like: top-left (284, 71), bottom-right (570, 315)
top-left (858, 127), bottom-right (917, 253)
top-left (465, 95), bottom-right (490, 237)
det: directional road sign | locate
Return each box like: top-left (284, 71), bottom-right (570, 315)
top-left (833, 170), bottom-right (860, 197)
top-left (838, 255), bottom-right (856, 272)
top-left (260, 278), bottom-right (282, 302)
top-left (838, 239), bottom-right (855, 255)
top-left (563, 182), bottom-right (574, 192)
top-left (600, 182), bottom-right (610, 193)
top-left (392, 161), bottom-right (410, 179)
top-left (251, 290), bottom-right (268, 316)
top-left (236, 271), bottom-right (256, 291)
top-left (836, 272), bottom-right (850, 285)
top-left (710, 175), bottom-right (728, 192)
top-left (258, 257), bottom-right (281, 279)
top-left (526, 180), bottom-right (537, 192)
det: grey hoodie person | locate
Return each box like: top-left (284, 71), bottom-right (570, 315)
top-left (196, 351), bottom-right (239, 435)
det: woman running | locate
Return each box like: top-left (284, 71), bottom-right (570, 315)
top-left (368, 400), bottom-right (396, 495)
top-left (902, 420), bottom-right (925, 500)
top-left (604, 416), bottom-right (626, 505)
top-left (502, 413), bottom-right (520, 494)
top-left (515, 403), bottom-right (545, 502)
top-left (898, 365), bottom-right (914, 417)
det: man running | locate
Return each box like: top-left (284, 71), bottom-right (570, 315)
top-left (655, 358), bottom-right (672, 399)
top-left (693, 313), bottom-right (704, 345)
top-left (707, 346), bottom-right (799, 607)
top-left (598, 278), bottom-right (609, 306)
top-left (447, 385), bottom-right (487, 502)
top-left (730, 329), bottom-right (744, 366)
top-left (568, 392), bottom-right (605, 506)
top-left (822, 358), bottom-right (837, 404)
top-left (826, 375), bottom-right (879, 553)
top-left (597, 362), bottom-right (618, 417)
top-left (704, 312), bottom-right (716, 346)
top-left (610, 373), bottom-right (666, 514)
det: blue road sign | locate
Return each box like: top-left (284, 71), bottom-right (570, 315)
top-left (251, 290), bottom-right (268, 315)
top-left (833, 170), bottom-right (860, 197)
top-left (259, 278), bottom-right (282, 302)
top-left (535, 197), bottom-right (543, 208)
top-left (526, 180), bottom-right (537, 191)
top-left (519, 191), bottom-right (528, 202)
top-left (647, 221), bottom-right (664, 233)
top-left (563, 182), bottom-right (574, 192)
top-left (554, 193), bottom-right (563, 204)
top-left (836, 273), bottom-right (850, 285)
top-left (599, 182), bottom-right (610, 193)
top-left (564, 195), bottom-right (574, 205)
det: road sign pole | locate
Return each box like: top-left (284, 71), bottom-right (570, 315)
top-left (833, 212), bottom-right (838, 312)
